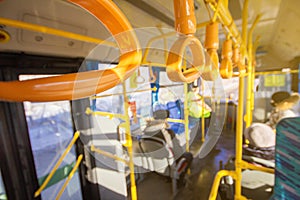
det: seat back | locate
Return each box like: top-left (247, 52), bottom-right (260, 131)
top-left (139, 137), bottom-right (174, 175)
top-left (166, 100), bottom-right (185, 134)
top-left (271, 117), bottom-right (300, 199)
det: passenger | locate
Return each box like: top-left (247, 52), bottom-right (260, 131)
top-left (243, 91), bottom-right (299, 160)
top-left (187, 82), bottom-right (212, 133)
top-left (266, 91), bottom-right (299, 130)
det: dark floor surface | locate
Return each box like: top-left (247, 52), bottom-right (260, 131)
top-left (136, 128), bottom-right (273, 200)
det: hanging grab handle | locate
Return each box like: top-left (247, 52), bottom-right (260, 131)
top-left (220, 38), bottom-right (233, 78)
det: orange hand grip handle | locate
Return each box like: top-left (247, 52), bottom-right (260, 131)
top-left (220, 39), bottom-right (233, 79)
top-left (202, 49), bottom-right (219, 81)
top-left (220, 58), bottom-right (233, 79)
top-left (166, 36), bottom-right (205, 83)
top-left (205, 22), bottom-right (219, 50)
top-left (0, 0), bottom-right (141, 102)
top-left (232, 46), bottom-right (240, 67)
top-left (173, 0), bottom-right (197, 34)
top-left (221, 39), bottom-right (233, 59)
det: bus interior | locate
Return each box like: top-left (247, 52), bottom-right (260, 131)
top-left (0, 0), bottom-right (300, 200)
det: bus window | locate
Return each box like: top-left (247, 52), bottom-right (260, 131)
top-left (21, 75), bottom-right (82, 200)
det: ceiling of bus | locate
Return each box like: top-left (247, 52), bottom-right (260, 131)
top-left (0, 0), bottom-right (299, 72)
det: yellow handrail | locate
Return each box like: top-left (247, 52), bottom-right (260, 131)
top-left (141, 32), bottom-right (176, 64)
top-left (0, 17), bottom-right (116, 47)
top-left (55, 154), bottom-right (83, 200)
top-left (209, 170), bottom-right (237, 200)
top-left (206, 0), bottom-right (242, 46)
top-left (91, 87), bottom-right (157, 99)
top-left (91, 145), bottom-right (130, 165)
top-left (255, 69), bottom-right (299, 75)
top-left (34, 131), bottom-right (80, 197)
top-left (86, 107), bottom-right (126, 121)
top-left (240, 160), bottom-right (274, 174)
top-left (166, 118), bottom-right (185, 124)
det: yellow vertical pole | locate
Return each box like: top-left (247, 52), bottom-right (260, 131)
top-left (251, 36), bottom-right (261, 111)
top-left (245, 15), bottom-right (261, 128)
top-left (235, 72), bottom-right (246, 200)
top-left (245, 64), bottom-right (252, 127)
top-left (201, 79), bottom-right (205, 142)
top-left (224, 98), bottom-right (228, 130)
top-left (234, 0), bottom-right (248, 198)
top-left (122, 82), bottom-right (137, 200)
top-left (184, 82), bottom-right (190, 152)
top-left (231, 105), bottom-right (235, 131)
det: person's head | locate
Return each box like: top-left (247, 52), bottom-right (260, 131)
top-left (270, 91), bottom-right (299, 111)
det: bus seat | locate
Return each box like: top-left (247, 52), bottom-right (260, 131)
top-left (270, 117), bottom-right (300, 199)
top-left (139, 136), bottom-right (174, 175)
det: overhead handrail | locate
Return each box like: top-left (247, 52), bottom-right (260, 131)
top-left (141, 31), bottom-right (176, 65)
top-left (34, 131), bottom-right (80, 197)
top-left (205, 0), bottom-right (242, 46)
top-left (0, 17), bottom-right (117, 47)
top-left (55, 154), bottom-right (83, 200)
top-left (0, 0), bottom-right (141, 102)
top-left (255, 69), bottom-right (299, 75)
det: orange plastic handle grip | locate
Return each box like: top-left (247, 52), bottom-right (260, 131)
top-left (0, 0), bottom-right (141, 102)
top-left (220, 39), bottom-right (233, 79)
top-left (173, 0), bottom-right (197, 34)
top-left (202, 49), bottom-right (219, 81)
top-left (166, 35), bottom-right (205, 83)
top-left (220, 58), bottom-right (233, 79)
top-left (205, 22), bottom-right (219, 50)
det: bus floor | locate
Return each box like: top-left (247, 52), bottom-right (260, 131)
top-left (135, 128), bottom-right (274, 200)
